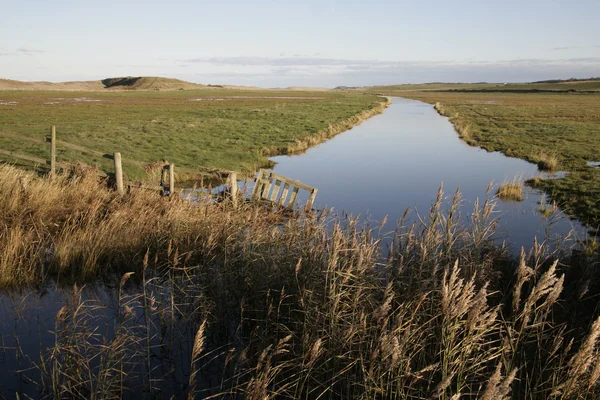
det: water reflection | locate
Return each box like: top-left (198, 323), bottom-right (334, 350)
top-left (270, 97), bottom-right (587, 251)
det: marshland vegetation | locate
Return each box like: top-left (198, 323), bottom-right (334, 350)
top-left (1, 164), bottom-right (600, 399)
top-left (0, 82), bottom-right (598, 398)
top-left (0, 88), bottom-right (387, 179)
top-left (496, 181), bottom-right (524, 202)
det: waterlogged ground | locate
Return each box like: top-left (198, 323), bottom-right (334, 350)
top-left (270, 97), bottom-right (588, 250)
top-left (0, 278), bottom-right (208, 398)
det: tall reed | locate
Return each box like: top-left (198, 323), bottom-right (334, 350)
top-left (0, 164), bottom-right (599, 399)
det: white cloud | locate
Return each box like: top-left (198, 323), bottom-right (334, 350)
top-left (17, 47), bottom-right (44, 55)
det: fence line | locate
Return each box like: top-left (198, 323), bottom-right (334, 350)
top-left (1, 126), bottom-right (317, 210)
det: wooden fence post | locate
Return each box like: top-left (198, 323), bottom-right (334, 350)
top-left (251, 169), bottom-right (264, 201)
top-left (305, 188), bottom-right (318, 212)
top-left (113, 152), bottom-right (124, 194)
top-left (161, 166), bottom-right (168, 190)
top-left (168, 163), bottom-right (175, 196)
top-left (49, 126), bottom-right (56, 177)
top-left (287, 187), bottom-right (299, 209)
top-left (229, 172), bottom-right (238, 208)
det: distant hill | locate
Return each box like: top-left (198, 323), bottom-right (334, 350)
top-left (0, 76), bottom-right (206, 91)
top-left (365, 78), bottom-right (600, 93)
top-left (0, 78), bottom-right (105, 91)
top-left (532, 77), bottom-right (600, 84)
top-left (100, 76), bottom-right (205, 90)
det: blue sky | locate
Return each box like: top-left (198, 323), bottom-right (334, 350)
top-left (1, 0), bottom-right (599, 87)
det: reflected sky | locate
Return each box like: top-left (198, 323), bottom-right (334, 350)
top-left (270, 97), bottom-right (588, 251)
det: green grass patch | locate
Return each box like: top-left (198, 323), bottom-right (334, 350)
top-left (0, 89), bottom-right (384, 179)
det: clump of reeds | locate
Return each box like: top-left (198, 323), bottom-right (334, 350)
top-left (496, 178), bottom-right (524, 201)
top-left (537, 193), bottom-right (560, 219)
top-left (533, 150), bottom-right (559, 171)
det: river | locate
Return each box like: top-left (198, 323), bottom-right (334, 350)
top-left (269, 97), bottom-right (587, 251)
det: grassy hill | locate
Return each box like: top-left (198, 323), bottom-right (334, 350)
top-left (100, 76), bottom-right (205, 90)
top-left (0, 76), bottom-right (206, 92)
top-left (0, 78), bottom-right (105, 91)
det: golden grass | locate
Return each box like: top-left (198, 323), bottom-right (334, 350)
top-left (533, 150), bottom-right (560, 171)
top-left (496, 181), bottom-right (524, 201)
top-left (1, 164), bottom-right (600, 398)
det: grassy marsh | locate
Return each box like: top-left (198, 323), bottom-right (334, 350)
top-left (0, 89), bottom-right (386, 179)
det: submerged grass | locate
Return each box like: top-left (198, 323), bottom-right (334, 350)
top-left (1, 164), bottom-right (600, 398)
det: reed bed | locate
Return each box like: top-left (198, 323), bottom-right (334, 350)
top-left (1, 164), bottom-right (600, 399)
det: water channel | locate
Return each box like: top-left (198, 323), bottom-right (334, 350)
top-left (270, 97), bottom-right (587, 251)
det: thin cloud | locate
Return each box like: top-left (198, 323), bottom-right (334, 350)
top-left (551, 45), bottom-right (600, 51)
top-left (179, 57), bottom-right (600, 88)
top-left (182, 55), bottom-right (600, 71)
top-left (551, 46), bottom-right (578, 51)
top-left (17, 47), bottom-right (44, 54)
top-left (183, 56), bottom-right (375, 67)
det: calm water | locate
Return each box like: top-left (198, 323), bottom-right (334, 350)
top-left (270, 97), bottom-right (587, 250)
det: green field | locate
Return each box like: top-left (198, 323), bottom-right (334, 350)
top-left (367, 79), bottom-right (600, 93)
top-left (376, 90), bottom-right (600, 227)
top-left (0, 89), bottom-right (384, 179)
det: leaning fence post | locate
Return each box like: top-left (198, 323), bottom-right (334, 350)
top-left (113, 152), bottom-right (124, 194)
top-left (168, 163), bottom-right (175, 196)
top-left (251, 169), bottom-right (264, 201)
top-left (305, 188), bottom-right (318, 212)
top-left (229, 172), bottom-right (239, 208)
top-left (49, 126), bottom-right (56, 177)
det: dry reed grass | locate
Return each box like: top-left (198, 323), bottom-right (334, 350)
top-left (532, 150), bottom-right (560, 171)
top-left (1, 164), bottom-right (599, 399)
top-left (497, 178), bottom-right (524, 202)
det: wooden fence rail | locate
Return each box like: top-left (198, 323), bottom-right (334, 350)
top-left (251, 169), bottom-right (318, 212)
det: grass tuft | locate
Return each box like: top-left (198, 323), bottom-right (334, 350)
top-left (496, 180), bottom-right (524, 201)
top-left (533, 150), bottom-right (560, 171)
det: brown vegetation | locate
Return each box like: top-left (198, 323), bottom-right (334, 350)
top-left (1, 165), bottom-right (600, 398)
top-left (533, 150), bottom-right (560, 171)
top-left (497, 181), bottom-right (524, 201)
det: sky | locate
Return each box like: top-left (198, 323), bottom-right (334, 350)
top-left (1, 0), bottom-right (599, 88)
